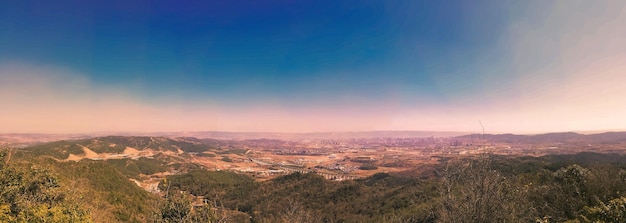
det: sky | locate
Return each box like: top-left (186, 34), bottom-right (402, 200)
top-left (1, 0), bottom-right (626, 134)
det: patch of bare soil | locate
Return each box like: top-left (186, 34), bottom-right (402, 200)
top-left (65, 145), bottom-right (102, 161)
top-left (123, 146), bottom-right (140, 155)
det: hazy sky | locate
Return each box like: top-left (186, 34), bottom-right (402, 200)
top-left (1, 0), bottom-right (626, 134)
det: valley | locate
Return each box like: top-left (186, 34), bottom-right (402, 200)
top-left (3, 131), bottom-right (626, 222)
top-left (8, 132), bottom-right (626, 193)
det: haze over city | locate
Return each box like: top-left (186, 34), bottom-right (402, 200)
top-left (2, 0), bottom-right (626, 134)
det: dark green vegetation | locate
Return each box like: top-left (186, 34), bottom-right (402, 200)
top-left (358, 163), bottom-right (379, 170)
top-left (16, 136), bottom-right (218, 160)
top-left (7, 149), bottom-right (218, 222)
top-left (12, 156), bottom-right (160, 222)
top-left (162, 153), bottom-right (626, 223)
top-left (105, 157), bottom-right (169, 179)
top-left (6, 135), bottom-right (626, 222)
top-left (22, 139), bottom-right (92, 159)
top-left (0, 150), bottom-right (91, 222)
top-left (4, 136), bottom-right (228, 223)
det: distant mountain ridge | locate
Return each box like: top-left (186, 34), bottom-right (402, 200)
top-left (138, 131), bottom-right (471, 140)
top-left (456, 131), bottom-right (626, 144)
top-left (5, 131), bottom-right (626, 148)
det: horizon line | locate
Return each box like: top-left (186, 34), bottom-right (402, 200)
top-left (2, 129), bottom-right (626, 136)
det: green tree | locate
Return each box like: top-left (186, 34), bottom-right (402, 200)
top-left (159, 191), bottom-right (192, 223)
top-left (578, 197), bottom-right (626, 223)
top-left (0, 149), bottom-right (92, 222)
top-left (157, 188), bottom-right (229, 223)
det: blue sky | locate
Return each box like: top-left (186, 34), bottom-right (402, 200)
top-left (1, 0), bottom-right (626, 133)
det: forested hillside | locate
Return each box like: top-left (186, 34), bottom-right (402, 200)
top-left (3, 142), bottom-right (626, 222)
top-left (161, 153), bottom-right (626, 222)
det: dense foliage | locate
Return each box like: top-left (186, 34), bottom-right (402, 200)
top-left (13, 149), bottom-right (162, 222)
top-left (0, 150), bottom-right (92, 222)
top-left (163, 153), bottom-right (626, 223)
top-left (8, 139), bottom-right (626, 223)
top-left (106, 157), bottom-right (169, 179)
